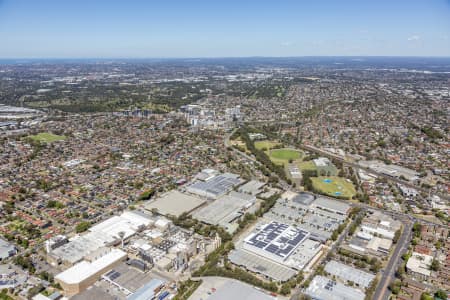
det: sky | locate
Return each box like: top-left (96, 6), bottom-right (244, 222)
top-left (0, 0), bottom-right (449, 58)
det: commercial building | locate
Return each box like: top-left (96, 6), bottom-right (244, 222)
top-left (55, 248), bottom-right (127, 296)
top-left (360, 210), bottom-right (401, 240)
top-left (345, 210), bottom-right (400, 257)
top-left (406, 252), bottom-right (433, 281)
top-left (285, 239), bottom-right (323, 271)
top-left (45, 235), bottom-right (68, 253)
top-left (324, 260), bottom-right (375, 288)
top-left (0, 239), bottom-right (16, 260)
top-left (0, 264), bottom-right (26, 289)
top-left (313, 157), bottom-right (338, 176)
top-left (305, 275), bottom-right (366, 300)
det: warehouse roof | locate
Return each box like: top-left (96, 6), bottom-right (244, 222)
top-left (325, 260), bottom-right (375, 288)
top-left (55, 249), bottom-right (127, 284)
top-left (186, 173), bottom-right (241, 199)
top-left (305, 275), bottom-right (366, 300)
top-left (207, 280), bottom-right (275, 300)
top-left (229, 249), bottom-right (297, 282)
top-left (192, 191), bottom-right (255, 226)
top-left (144, 190), bottom-right (206, 217)
top-left (238, 180), bottom-right (266, 195)
top-left (244, 221), bottom-right (309, 261)
top-left (312, 197), bottom-right (350, 215)
top-left (51, 211), bottom-right (151, 264)
top-left (127, 278), bottom-right (165, 300)
top-left (90, 211), bottom-right (152, 240)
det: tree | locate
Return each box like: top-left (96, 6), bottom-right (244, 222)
top-left (420, 292), bottom-right (433, 300)
top-left (412, 222), bottom-right (422, 238)
top-left (138, 189), bottom-right (155, 200)
top-left (291, 294), bottom-right (312, 300)
top-left (47, 200), bottom-right (64, 209)
top-left (393, 229), bottom-right (401, 243)
top-left (435, 290), bottom-right (448, 300)
top-left (75, 221), bottom-right (90, 233)
top-left (430, 259), bottom-right (440, 271)
top-left (389, 280), bottom-right (401, 295)
top-left (279, 284), bottom-right (291, 295)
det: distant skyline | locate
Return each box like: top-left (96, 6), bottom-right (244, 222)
top-left (0, 0), bottom-right (449, 58)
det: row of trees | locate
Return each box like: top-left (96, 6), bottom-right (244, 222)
top-left (171, 213), bottom-right (232, 242)
top-left (172, 279), bottom-right (202, 300)
top-left (337, 248), bottom-right (382, 273)
top-left (237, 127), bottom-right (288, 182)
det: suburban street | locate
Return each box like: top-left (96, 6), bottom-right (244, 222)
top-left (373, 220), bottom-right (413, 300)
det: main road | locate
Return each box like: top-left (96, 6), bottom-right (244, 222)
top-left (373, 219), bottom-right (413, 300)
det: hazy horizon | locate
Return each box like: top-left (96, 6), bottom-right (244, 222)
top-left (1, 0), bottom-right (449, 58)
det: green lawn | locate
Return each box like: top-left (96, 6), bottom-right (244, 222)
top-left (254, 140), bottom-right (282, 151)
top-left (267, 148), bottom-right (303, 165)
top-left (298, 160), bottom-right (317, 172)
top-left (29, 132), bottom-right (66, 143)
top-left (311, 176), bottom-right (356, 199)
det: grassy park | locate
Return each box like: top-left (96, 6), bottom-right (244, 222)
top-left (29, 132), bottom-right (66, 143)
top-left (311, 176), bottom-right (356, 199)
top-left (254, 140), bottom-right (281, 150)
top-left (298, 160), bottom-right (317, 172)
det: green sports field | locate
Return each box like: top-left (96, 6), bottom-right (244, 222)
top-left (311, 176), bottom-right (356, 199)
top-left (267, 148), bottom-right (303, 165)
top-left (29, 132), bottom-right (66, 143)
top-left (254, 140), bottom-right (282, 150)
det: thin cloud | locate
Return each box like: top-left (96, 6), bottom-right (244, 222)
top-left (281, 41), bottom-right (294, 47)
top-left (407, 35), bottom-right (420, 41)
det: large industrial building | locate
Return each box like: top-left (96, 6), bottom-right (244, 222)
top-left (359, 160), bottom-right (420, 182)
top-left (243, 221), bottom-right (309, 263)
top-left (48, 211), bottom-right (153, 265)
top-left (230, 220), bottom-right (323, 282)
top-left (265, 192), bottom-right (350, 242)
top-left (192, 191), bottom-right (256, 233)
top-left (237, 180), bottom-right (266, 195)
top-left (55, 248), bottom-right (127, 296)
top-left (144, 190), bottom-right (206, 217)
top-left (186, 171), bottom-right (242, 199)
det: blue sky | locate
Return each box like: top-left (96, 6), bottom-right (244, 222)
top-left (0, 0), bottom-right (449, 58)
